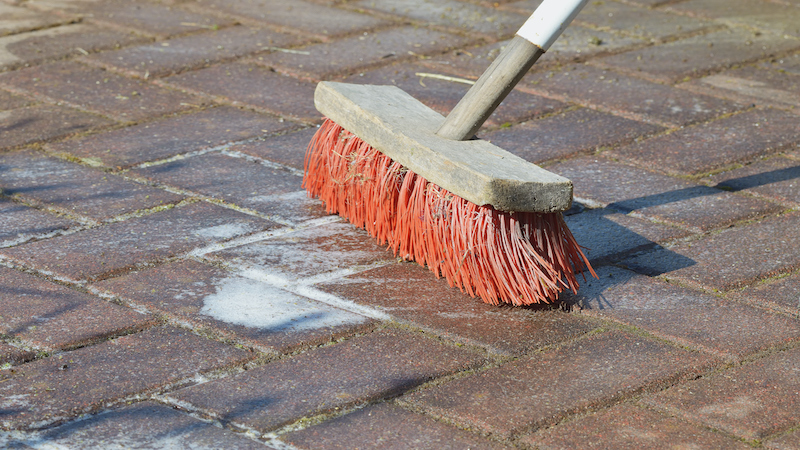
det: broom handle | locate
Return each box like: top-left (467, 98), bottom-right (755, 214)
top-left (436, 0), bottom-right (589, 141)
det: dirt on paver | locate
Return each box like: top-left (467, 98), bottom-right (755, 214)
top-left (1, 0), bottom-right (800, 448)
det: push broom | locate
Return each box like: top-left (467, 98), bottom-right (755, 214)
top-left (304, 0), bottom-right (596, 306)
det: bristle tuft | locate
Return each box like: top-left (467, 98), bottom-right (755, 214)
top-left (304, 118), bottom-right (595, 306)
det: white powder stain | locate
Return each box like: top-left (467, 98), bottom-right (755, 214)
top-left (200, 277), bottom-right (367, 331)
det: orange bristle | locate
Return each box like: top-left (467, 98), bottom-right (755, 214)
top-left (304, 118), bottom-right (595, 306)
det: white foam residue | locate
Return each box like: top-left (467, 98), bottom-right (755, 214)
top-left (200, 277), bottom-right (367, 331)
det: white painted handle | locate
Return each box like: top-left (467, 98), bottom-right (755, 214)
top-left (517, 0), bottom-right (589, 51)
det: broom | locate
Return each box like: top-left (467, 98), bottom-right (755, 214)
top-left (304, 0), bottom-right (596, 306)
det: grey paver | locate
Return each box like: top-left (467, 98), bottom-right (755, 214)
top-left (0, 198), bottom-right (76, 247)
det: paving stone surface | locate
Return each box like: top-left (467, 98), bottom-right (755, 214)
top-left (94, 259), bottom-right (374, 353)
top-left (1, 401), bottom-right (270, 449)
top-left (425, 30), bottom-right (644, 79)
top-left (169, 328), bottom-right (486, 432)
top-left (591, 28), bottom-right (800, 83)
top-left (0, 150), bottom-right (182, 220)
top-left (645, 345), bottom-right (800, 440)
top-left (0, 4), bottom-right (68, 37)
top-left (572, 0), bottom-right (715, 42)
top-left (231, 126), bottom-right (316, 170)
top-left (128, 151), bottom-right (326, 223)
top-left (525, 64), bottom-right (746, 127)
top-left (0, 342), bottom-right (33, 367)
top-left (2, 0), bottom-right (799, 446)
top-left (667, 0), bottom-right (800, 37)
top-left (0, 198), bottom-right (76, 247)
top-left (623, 211), bottom-right (800, 291)
top-left (0, 61), bottom-right (202, 122)
top-left (0, 104), bottom-right (114, 152)
top-left (549, 156), bottom-right (780, 231)
top-left (0, 326), bottom-right (252, 430)
top-left (283, 403), bottom-right (508, 449)
top-left (193, 0), bottom-right (389, 38)
top-left (682, 65), bottom-right (800, 110)
top-left (318, 262), bottom-right (598, 356)
top-left (484, 108), bottom-right (662, 164)
top-left (405, 330), bottom-right (716, 439)
top-left (0, 88), bottom-right (32, 111)
top-left (0, 202), bottom-right (280, 282)
top-left (163, 62), bottom-right (320, 122)
top-left (339, 62), bottom-right (566, 129)
top-left (60, 0), bottom-right (235, 39)
top-left (89, 25), bottom-right (302, 78)
top-left (705, 155), bottom-right (800, 206)
top-left (45, 106), bottom-right (294, 169)
top-left (608, 108), bottom-right (800, 176)
top-left (209, 220), bottom-right (393, 278)
top-left (355, 0), bottom-right (527, 38)
top-left (736, 271), bottom-right (800, 316)
top-left (523, 403), bottom-right (751, 449)
top-left (0, 23), bottom-right (145, 71)
top-left (0, 266), bottom-right (155, 351)
top-left (564, 266), bottom-right (800, 361)
top-left (258, 27), bottom-right (471, 80)
top-left (564, 208), bottom-right (689, 263)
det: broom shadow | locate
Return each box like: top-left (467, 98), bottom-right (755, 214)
top-left (560, 162), bottom-right (800, 310)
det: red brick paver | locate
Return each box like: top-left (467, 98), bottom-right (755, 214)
top-left (0, 326), bottom-right (252, 430)
top-left (168, 328), bottom-right (485, 432)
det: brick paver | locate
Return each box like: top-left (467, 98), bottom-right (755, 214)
top-left (645, 345), bottom-right (800, 440)
top-left (623, 211), bottom-right (800, 291)
top-left (94, 259), bottom-right (374, 353)
top-left (191, 0), bottom-right (389, 38)
top-left (3, 0), bottom-right (800, 446)
top-left (168, 328), bottom-right (486, 432)
top-left (45, 106), bottom-right (295, 169)
top-left (0, 266), bottom-right (155, 351)
top-left (608, 108), bottom-right (800, 176)
top-left (405, 330), bottom-right (715, 439)
top-left (256, 26), bottom-right (471, 80)
top-left (0, 150), bottom-right (183, 220)
top-left (163, 61), bottom-right (320, 122)
top-left (590, 28), bottom-right (800, 84)
top-left (705, 155), bottom-right (800, 206)
top-left (0, 61), bottom-right (202, 122)
top-left (0, 326), bottom-right (252, 430)
top-left (88, 25), bottom-right (302, 78)
top-left (318, 262), bottom-right (598, 356)
top-left (0, 104), bottom-right (114, 152)
top-left (525, 64), bottom-right (746, 127)
top-left (0, 198), bottom-right (76, 247)
top-left (523, 403), bottom-right (751, 449)
top-left (128, 151), bottom-right (325, 223)
top-left (484, 108), bottom-right (662, 164)
top-left (548, 156), bottom-right (782, 231)
top-left (283, 403), bottom-right (507, 449)
top-left (0, 202), bottom-right (280, 282)
top-left (565, 266), bottom-right (800, 362)
top-left (0, 23), bottom-right (145, 72)
top-left (2, 401), bottom-right (269, 449)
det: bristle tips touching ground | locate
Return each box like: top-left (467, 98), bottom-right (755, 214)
top-left (303, 118), bottom-right (596, 306)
